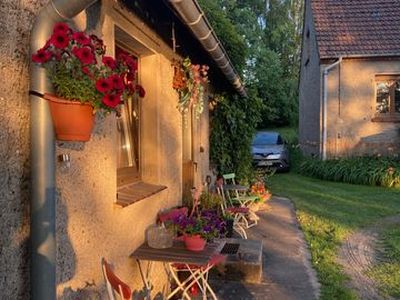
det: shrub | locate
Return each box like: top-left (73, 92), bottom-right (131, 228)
top-left (299, 156), bottom-right (400, 188)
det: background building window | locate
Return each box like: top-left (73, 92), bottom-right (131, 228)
top-left (375, 76), bottom-right (400, 115)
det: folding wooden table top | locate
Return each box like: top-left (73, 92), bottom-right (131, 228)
top-left (130, 240), bottom-right (225, 265)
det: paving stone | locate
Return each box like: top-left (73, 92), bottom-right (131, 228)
top-left (211, 197), bottom-right (320, 300)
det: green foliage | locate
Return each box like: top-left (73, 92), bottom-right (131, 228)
top-left (210, 90), bottom-right (263, 182)
top-left (269, 173), bottom-right (400, 299)
top-left (198, 0), bottom-right (247, 73)
top-left (51, 62), bottom-right (102, 109)
top-left (299, 156), bottom-right (400, 188)
top-left (199, 0), bottom-right (304, 127)
top-left (199, 191), bottom-right (223, 211)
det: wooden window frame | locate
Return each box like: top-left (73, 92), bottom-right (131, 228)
top-left (114, 28), bottom-right (166, 207)
top-left (372, 75), bottom-right (400, 122)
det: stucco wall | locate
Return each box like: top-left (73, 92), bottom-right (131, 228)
top-left (325, 58), bottom-right (400, 157)
top-left (0, 0), bottom-right (212, 299)
top-left (299, 0), bottom-right (322, 157)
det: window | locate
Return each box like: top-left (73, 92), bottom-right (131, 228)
top-left (114, 41), bottom-right (166, 207)
top-left (374, 75), bottom-right (400, 122)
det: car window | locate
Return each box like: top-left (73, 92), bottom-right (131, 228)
top-left (252, 132), bottom-right (279, 145)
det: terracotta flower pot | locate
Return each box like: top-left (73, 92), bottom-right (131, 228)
top-left (184, 234), bottom-right (206, 252)
top-left (44, 94), bottom-right (95, 141)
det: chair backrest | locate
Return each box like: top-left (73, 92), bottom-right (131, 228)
top-left (222, 173), bottom-right (236, 184)
top-left (101, 258), bottom-right (132, 300)
top-left (215, 185), bottom-right (229, 213)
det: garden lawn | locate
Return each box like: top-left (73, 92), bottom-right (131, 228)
top-left (269, 172), bottom-right (400, 300)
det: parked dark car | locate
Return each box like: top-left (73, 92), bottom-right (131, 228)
top-left (251, 131), bottom-right (290, 171)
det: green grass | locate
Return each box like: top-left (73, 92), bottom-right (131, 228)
top-left (368, 226), bottom-right (400, 298)
top-left (269, 172), bottom-right (400, 300)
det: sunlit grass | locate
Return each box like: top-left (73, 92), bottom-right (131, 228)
top-left (269, 173), bottom-right (400, 300)
top-left (368, 226), bottom-right (400, 298)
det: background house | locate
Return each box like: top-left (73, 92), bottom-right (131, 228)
top-left (299, 0), bottom-right (400, 159)
top-left (0, 0), bottom-right (244, 298)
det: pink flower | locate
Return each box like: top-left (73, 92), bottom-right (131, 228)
top-left (102, 93), bottom-right (122, 108)
top-left (102, 56), bottom-right (117, 70)
top-left (50, 32), bottom-right (70, 49)
top-left (72, 32), bottom-right (91, 46)
top-left (96, 78), bottom-right (112, 93)
top-left (53, 22), bottom-right (70, 34)
top-left (72, 47), bottom-right (95, 65)
top-left (108, 75), bottom-right (124, 90)
top-left (32, 48), bottom-right (52, 63)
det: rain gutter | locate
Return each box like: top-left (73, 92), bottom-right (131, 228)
top-left (321, 56), bottom-right (342, 160)
top-left (29, 1), bottom-right (97, 299)
top-left (168, 0), bottom-right (247, 97)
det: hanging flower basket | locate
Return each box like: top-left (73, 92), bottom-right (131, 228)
top-left (45, 93), bottom-right (95, 141)
top-left (172, 57), bottom-right (209, 119)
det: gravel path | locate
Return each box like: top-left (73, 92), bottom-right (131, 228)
top-left (337, 215), bottom-right (400, 300)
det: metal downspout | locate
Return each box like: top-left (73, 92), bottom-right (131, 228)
top-left (29, 1), bottom-right (97, 299)
top-left (168, 0), bottom-right (247, 97)
top-left (322, 57), bottom-right (342, 160)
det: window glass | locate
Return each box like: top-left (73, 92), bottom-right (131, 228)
top-left (252, 132), bottom-right (279, 145)
top-left (395, 82), bottom-right (400, 113)
top-left (376, 82), bottom-right (390, 114)
top-left (116, 46), bottom-right (140, 179)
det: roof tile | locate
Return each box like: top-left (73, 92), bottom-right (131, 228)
top-left (311, 0), bottom-right (400, 58)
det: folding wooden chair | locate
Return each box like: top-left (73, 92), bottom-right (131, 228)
top-left (101, 258), bottom-right (132, 300)
top-left (222, 173), bottom-right (259, 227)
top-left (167, 254), bottom-right (225, 300)
top-left (216, 183), bottom-right (248, 239)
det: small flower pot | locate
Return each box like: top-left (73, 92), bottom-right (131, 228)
top-left (44, 93), bottom-right (95, 141)
top-left (184, 234), bottom-right (206, 252)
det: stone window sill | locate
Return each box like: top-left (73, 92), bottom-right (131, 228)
top-left (116, 181), bottom-right (167, 207)
top-left (371, 115), bottom-right (400, 123)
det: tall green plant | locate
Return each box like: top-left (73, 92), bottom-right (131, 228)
top-left (210, 90), bottom-right (263, 182)
top-left (300, 156), bottom-right (400, 188)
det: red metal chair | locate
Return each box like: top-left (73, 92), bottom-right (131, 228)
top-left (101, 258), bottom-right (132, 300)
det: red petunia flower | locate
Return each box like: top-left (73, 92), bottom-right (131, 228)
top-left (108, 74), bottom-right (124, 90)
top-left (81, 66), bottom-right (92, 77)
top-left (89, 34), bottom-right (105, 54)
top-left (72, 46), bottom-right (95, 65)
top-left (32, 48), bottom-right (52, 63)
top-left (96, 78), bottom-right (112, 93)
top-left (102, 93), bottom-right (122, 108)
top-left (53, 22), bottom-right (70, 34)
top-left (127, 83), bottom-right (135, 94)
top-left (102, 56), bottom-right (117, 70)
top-left (50, 32), bottom-right (70, 49)
top-left (136, 85), bottom-right (146, 98)
top-left (125, 56), bottom-right (138, 71)
top-left (126, 72), bottom-right (135, 82)
top-left (72, 32), bottom-right (91, 46)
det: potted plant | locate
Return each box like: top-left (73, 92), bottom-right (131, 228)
top-left (249, 181), bottom-right (272, 212)
top-left (172, 210), bottom-right (226, 251)
top-left (31, 22), bottom-right (145, 141)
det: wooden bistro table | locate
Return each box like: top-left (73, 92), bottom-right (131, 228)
top-left (130, 239), bottom-right (226, 300)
